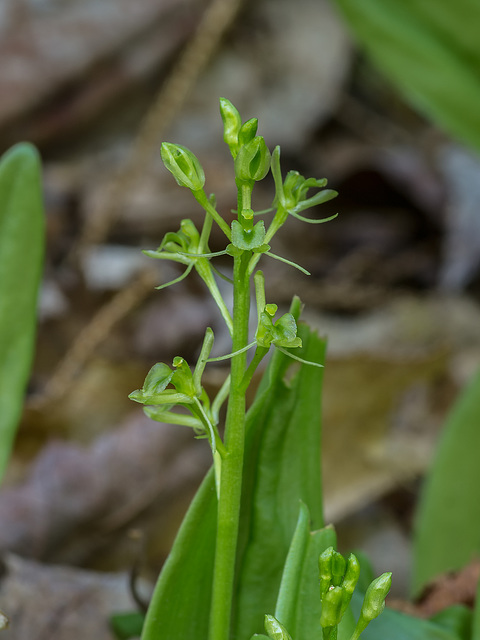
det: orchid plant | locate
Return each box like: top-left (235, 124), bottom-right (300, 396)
top-left (128, 98), bottom-right (391, 640)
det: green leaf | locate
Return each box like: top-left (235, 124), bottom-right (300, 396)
top-left (143, 363), bottom-right (173, 395)
top-left (233, 322), bottom-right (326, 639)
top-left (412, 367), bottom-right (480, 595)
top-left (274, 503), bottom-right (341, 640)
top-left (333, 0), bottom-right (480, 153)
top-left (0, 143), bottom-right (44, 483)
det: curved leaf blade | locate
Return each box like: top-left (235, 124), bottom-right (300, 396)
top-left (0, 143), bottom-right (44, 481)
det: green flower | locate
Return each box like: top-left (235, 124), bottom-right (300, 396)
top-left (235, 136), bottom-right (271, 183)
top-left (161, 143), bottom-right (205, 191)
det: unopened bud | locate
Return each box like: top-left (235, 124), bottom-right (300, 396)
top-left (235, 136), bottom-right (271, 183)
top-left (360, 572), bottom-right (392, 622)
top-left (320, 586), bottom-right (343, 628)
top-left (238, 118), bottom-right (258, 146)
top-left (219, 97), bottom-right (242, 155)
top-left (264, 615), bottom-right (292, 640)
top-left (161, 143), bottom-right (205, 191)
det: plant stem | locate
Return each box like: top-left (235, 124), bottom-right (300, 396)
top-left (209, 251), bottom-right (250, 640)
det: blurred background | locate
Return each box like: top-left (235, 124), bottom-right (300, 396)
top-left (1, 0), bottom-right (480, 636)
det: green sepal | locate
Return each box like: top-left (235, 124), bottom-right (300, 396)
top-left (171, 357), bottom-right (196, 397)
top-left (142, 362), bottom-right (174, 395)
top-left (160, 143), bottom-right (205, 191)
top-left (290, 188), bottom-right (338, 214)
top-left (239, 118), bottom-right (259, 146)
top-left (231, 219), bottom-right (267, 250)
top-left (319, 546), bottom-right (335, 599)
top-left (341, 554), bottom-right (361, 615)
top-left (332, 551), bottom-right (347, 586)
top-left (256, 311), bottom-right (302, 349)
top-left (129, 390), bottom-right (194, 406)
top-left (220, 97), bottom-right (242, 156)
top-left (235, 136), bottom-right (271, 182)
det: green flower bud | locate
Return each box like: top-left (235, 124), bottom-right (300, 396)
top-left (171, 356), bottom-right (196, 398)
top-left (360, 572), bottom-right (392, 622)
top-left (256, 310), bottom-right (301, 349)
top-left (161, 142), bottom-right (205, 191)
top-left (320, 586), bottom-right (343, 628)
top-left (238, 118), bottom-right (259, 146)
top-left (340, 553), bottom-right (360, 614)
top-left (331, 550), bottom-right (346, 586)
top-left (264, 615), bottom-right (292, 640)
top-left (319, 546), bottom-right (334, 598)
top-left (219, 97), bottom-right (242, 155)
top-left (235, 136), bottom-right (271, 183)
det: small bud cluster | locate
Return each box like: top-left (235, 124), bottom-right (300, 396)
top-left (318, 546), bottom-right (391, 640)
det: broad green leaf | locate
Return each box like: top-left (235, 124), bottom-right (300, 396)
top-left (233, 321), bottom-right (326, 638)
top-left (333, 0), bottom-right (480, 154)
top-left (140, 467), bottom-right (217, 640)
top-left (0, 143), bottom-right (44, 482)
top-left (412, 367), bottom-right (480, 595)
top-left (350, 592), bottom-right (462, 640)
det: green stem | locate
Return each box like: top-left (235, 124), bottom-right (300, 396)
top-left (194, 190), bottom-right (232, 240)
top-left (209, 251), bottom-right (250, 640)
top-left (239, 346), bottom-right (269, 394)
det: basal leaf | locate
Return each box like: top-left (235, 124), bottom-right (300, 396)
top-left (0, 143), bottom-right (44, 482)
top-left (333, 0), bottom-right (480, 153)
top-left (233, 322), bottom-right (326, 638)
top-left (412, 367), bottom-right (480, 595)
top-left (140, 468), bottom-right (217, 640)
